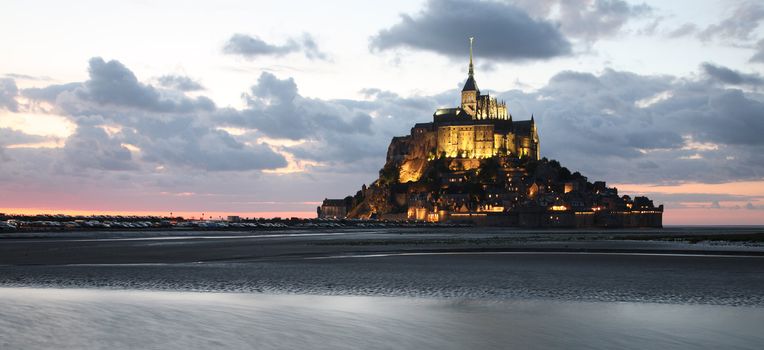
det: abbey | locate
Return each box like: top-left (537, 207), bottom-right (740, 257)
top-left (319, 38), bottom-right (662, 228)
top-left (411, 38), bottom-right (539, 160)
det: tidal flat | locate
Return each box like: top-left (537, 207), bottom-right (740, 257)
top-left (1, 227), bottom-right (763, 349)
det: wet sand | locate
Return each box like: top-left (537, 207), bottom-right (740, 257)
top-left (2, 288), bottom-right (763, 350)
top-left (2, 228), bottom-right (764, 349)
top-left (1, 228), bottom-right (763, 305)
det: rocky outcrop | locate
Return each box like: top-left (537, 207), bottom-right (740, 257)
top-left (386, 131), bottom-right (436, 183)
top-left (344, 130), bottom-right (662, 227)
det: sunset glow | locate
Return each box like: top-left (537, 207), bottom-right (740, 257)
top-left (1, 0), bottom-right (763, 224)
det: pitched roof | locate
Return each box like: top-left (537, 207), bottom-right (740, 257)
top-left (462, 75), bottom-right (479, 92)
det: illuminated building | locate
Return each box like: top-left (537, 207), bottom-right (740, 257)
top-left (318, 198), bottom-right (350, 219)
top-left (332, 38), bottom-right (663, 228)
top-left (405, 38), bottom-right (540, 161)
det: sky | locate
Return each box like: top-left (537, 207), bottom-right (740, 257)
top-left (1, 0), bottom-right (763, 224)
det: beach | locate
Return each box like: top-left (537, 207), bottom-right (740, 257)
top-left (1, 227), bottom-right (763, 349)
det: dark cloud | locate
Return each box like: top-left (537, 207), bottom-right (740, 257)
top-left (78, 57), bottom-right (215, 113)
top-left (698, 1), bottom-right (764, 42)
top-left (552, 0), bottom-right (652, 41)
top-left (6, 56), bottom-right (764, 210)
top-left (370, 0), bottom-right (571, 61)
top-left (625, 130), bottom-right (683, 150)
top-left (491, 65), bottom-right (764, 183)
top-left (212, 75), bottom-right (458, 168)
top-left (0, 128), bottom-right (48, 162)
top-left (701, 62), bottom-right (764, 86)
top-left (223, 33), bottom-right (327, 60)
top-left (18, 58), bottom-right (287, 172)
top-left (63, 124), bottom-right (137, 171)
top-left (666, 23), bottom-right (697, 38)
top-left (0, 78), bottom-right (19, 112)
top-left (297, 34), bottom-right (327, 60)
top-left (751, 39), bottom-right (764, 63)
top-left (0, 128), bottom-right (45, 146)
top-left (157, 75), bottom-right (204, 91)
top-left (687, 89), bottom-right (764, 146)
top-left (134, 125), bottom-right (288, 171)
top-left (512, 0), bottom-right (653, 41)
top-left (221, 72), bottom-right (373, 142)
top-left (22, 82), bottom-right (82, 103)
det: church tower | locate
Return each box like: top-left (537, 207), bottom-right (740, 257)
top-left (461, 37), bottom-right (479, 117)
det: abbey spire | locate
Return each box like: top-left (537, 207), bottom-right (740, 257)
top-left (468, 36), bottom-right (474, 77)
top-left (462, 37), bottom-right (479, 93)
top-left (461, 37), bottom-right (479, 116)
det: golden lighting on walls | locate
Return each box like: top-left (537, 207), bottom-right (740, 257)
top-left (398, 159), bottom-right (426, 183)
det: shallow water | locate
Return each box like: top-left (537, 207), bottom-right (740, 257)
top-left (3, 252), bottom-right (763, 306)
top-left (2, 229), bottom-right (763, 348)
top-left (0, 288), bottom-right (762, 350)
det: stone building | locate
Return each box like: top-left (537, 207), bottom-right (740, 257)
top-left (331, 38), bottom-right (662, 228)
top-left (403, 38), bottom-right (540, 161)
top-left (318, 198), bottom-right (350, 218)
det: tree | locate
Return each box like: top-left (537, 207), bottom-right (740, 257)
top-left (476, 157), bottom-right (499, 183)
top-left (378, 163), bottom-right (399, 185)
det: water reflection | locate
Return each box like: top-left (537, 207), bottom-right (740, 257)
top-left (0, 288), bottom-right (762, 349)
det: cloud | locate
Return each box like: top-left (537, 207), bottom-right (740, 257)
top-left (223, 33), bottom-right (327, 60)
top-left (550, 0), bottom-right (652, 41)
top-left (0, 128), bottom-right (45, 146)
top-left (6, 56), bottom-right (764, 215)
top-left (157, 75), bottom-right (204, 91)
top-left (62, 124), bottom-right (137, 171)
top-left (0, 78), bottom-right (19, 112)
top-left (489, 64), bottom-right (764, 184)
top-left (698, 1), bottom-right (764, 42)
top-left (76, 57), bottom-right (215, 113)
top-left (221, 72), bottom-right (373, 141)
top-left (701, 62), bottom-right (764, 86)
top-left (0, 128), bottom-right (47, 161)
top-left (639, 192), bottom-right (763, 206)
top-left (689, 89), bottom-right (764, 146)
top-left (216, 62), bottom-right (764, 184)
top-left (666, 23), bottom-right (698, 38)
top-left (19, 58), bottom-right (287, 172)
top-left (513, 0), bottom-right (653, 40)
top-left (370, 0), bottom-right (571, 61)
top-left (751, 39), bottom-right (764, 63)
top-left (22, 82), bottom-right (83, 103)
top-left (2, 73), bottom-right (52, 81)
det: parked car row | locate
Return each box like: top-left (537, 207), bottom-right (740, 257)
top-left (176, 221), bottom-right (289, 229)
top-left (2, 220), bottom-right (173, 230)
top-left (0, 221), bottom-right (17, 230)
top-left (0, 216), bottom-right (464, 232)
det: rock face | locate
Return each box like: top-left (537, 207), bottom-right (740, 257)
top-left (365, 182), bottom-right (393, 217)
top-left (386, 131), bottom-right (436, 184)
